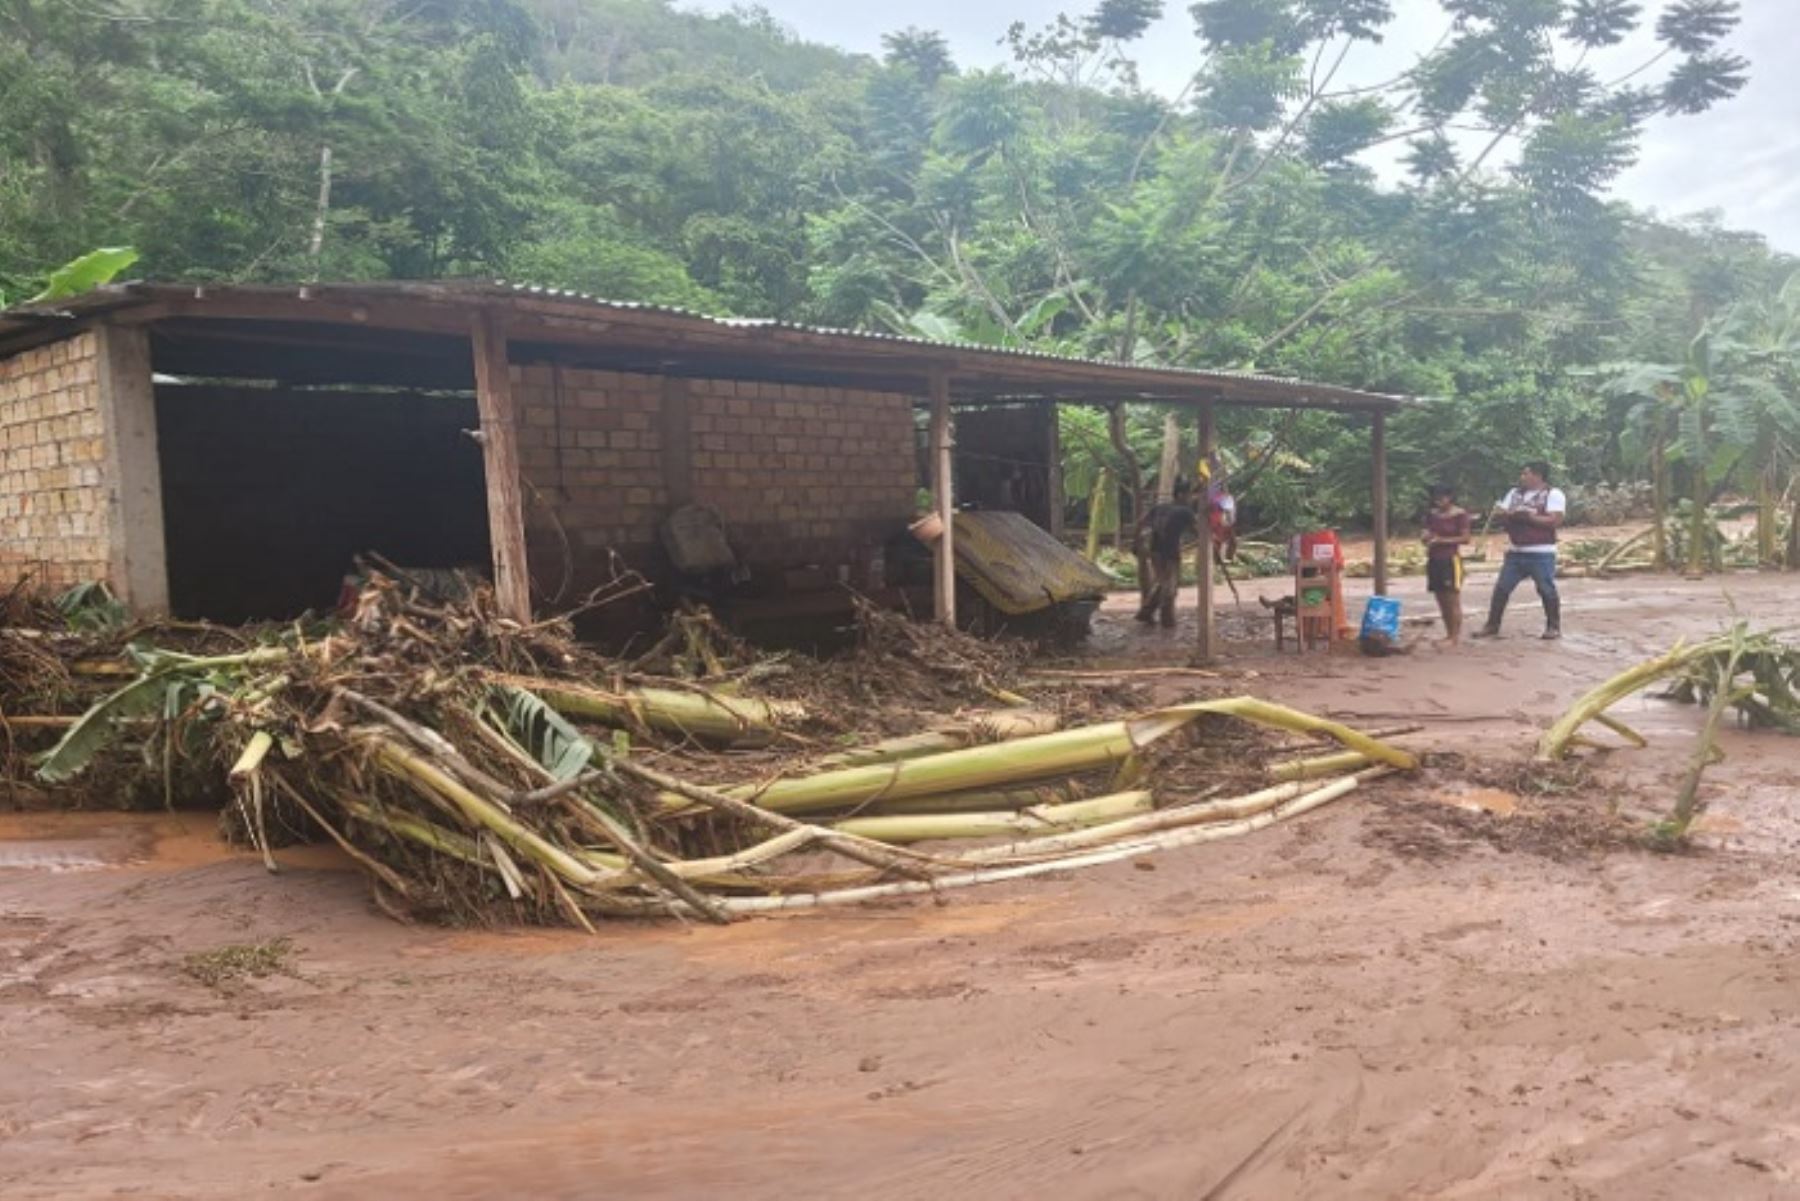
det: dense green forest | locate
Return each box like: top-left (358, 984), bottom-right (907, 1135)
top-left (2, 0), bottom-right (1796, 549)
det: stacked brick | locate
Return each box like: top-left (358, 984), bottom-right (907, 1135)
top-left (511, 365), bottom-right (917, 583)
top-left (0, 334), bottom-right (110, 592)
top-left (514, 365), bottom-right (669, 565)
top-left (686, 379), bottom-right (916, 565)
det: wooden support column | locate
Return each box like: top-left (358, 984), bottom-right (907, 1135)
top-left (1196, 401), bottom-right (1217, 662)
top-left (929, 370), bottom-right (956, 626)
top-left (1371, 410), bottom-right (1390, 597)
top-left (1045, 401), bottom-right (1065, 538)
top-left (470, 313), bottom-right (532, 623)
top-left (95, 324), bottom-right (169, 614)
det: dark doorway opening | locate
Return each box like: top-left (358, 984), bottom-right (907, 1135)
top-left (155, 384), bottom-right (491, 622)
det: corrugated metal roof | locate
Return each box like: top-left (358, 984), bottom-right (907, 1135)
top-left (0, 279), bottom-right (1418, 411)
top-left (952, 510), bottom-right (1114, 614)
top-left (483, 281), bottom-right (1414, 408)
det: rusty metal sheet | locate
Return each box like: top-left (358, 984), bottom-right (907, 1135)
top-left (952, 511), bottom-right (1114, 615)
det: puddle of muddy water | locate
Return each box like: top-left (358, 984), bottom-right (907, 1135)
top-left (1431, 786), bottom-right (1520, 817)
top-left (0, 812), bottom-right (356, 874)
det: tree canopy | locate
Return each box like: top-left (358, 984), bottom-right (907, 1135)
top-left (0, 0), bottom-right (1790, 532)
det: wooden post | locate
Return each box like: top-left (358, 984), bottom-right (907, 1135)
top-left (470, 313), bottom-right (532, 623)
top-left (1045, 401), bottom-right (1064, 538)
top-left (1196, 400), bottom-right (1217, 661)
top-left (1371, 410), bottom-right (1389, 597)
top-left (929, 371), bottom-right (956, 626)
top-left (94, 325), bottom-right (169, 614)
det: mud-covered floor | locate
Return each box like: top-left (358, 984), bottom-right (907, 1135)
top-left (4, 573), bottom-right (1798, 1200)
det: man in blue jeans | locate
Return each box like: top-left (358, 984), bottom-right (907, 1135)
top-left (1473, 461), bottom-right (1566, 640)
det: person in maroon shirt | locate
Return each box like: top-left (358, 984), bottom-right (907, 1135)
top-left (1423, 483), bottom-right (1472, 645)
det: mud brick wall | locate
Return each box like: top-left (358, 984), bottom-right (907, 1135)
top-left (0, 334), bottom-right (110, 592)
top-left (511, 365), bottom-right (918, 590)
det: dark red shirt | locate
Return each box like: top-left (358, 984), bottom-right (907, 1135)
top-left (1426, 507), bottom-right (1471, 562)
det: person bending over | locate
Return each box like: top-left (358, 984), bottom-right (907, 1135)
top-left (1136, 480), bottom-right (1200, 629)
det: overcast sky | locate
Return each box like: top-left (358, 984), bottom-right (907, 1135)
top-left (694, 0), bottom-right (1798, 255)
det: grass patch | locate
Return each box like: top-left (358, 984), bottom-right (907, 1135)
top-left (182, 938), bottom-right (295, 990)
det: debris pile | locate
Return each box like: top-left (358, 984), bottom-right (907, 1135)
top-left (1, 578), bottom-right (1417, 926)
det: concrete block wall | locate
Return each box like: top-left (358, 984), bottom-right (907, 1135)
top-left (686, 379), bottom-right (917, 565)
top-left (511, 365), bottom-right (918, 588)
top-left (0, 333), bottom-right (111, 592)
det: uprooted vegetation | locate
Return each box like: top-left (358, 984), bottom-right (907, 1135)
top-left (0, 578), bottom-right (1418, 927)
top-left (1540, 622), bottom-right (1800, 844)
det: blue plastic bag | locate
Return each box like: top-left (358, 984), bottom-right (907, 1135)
top-left (1360, 595), bottom-right (1401, 641)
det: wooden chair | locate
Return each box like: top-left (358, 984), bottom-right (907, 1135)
top-left (1294, 559), bottom-right (1341, 651)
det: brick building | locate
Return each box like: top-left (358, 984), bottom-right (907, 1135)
top-left (0, 282), bottom-right (1409, 649)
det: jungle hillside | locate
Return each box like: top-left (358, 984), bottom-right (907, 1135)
top-left (2, 0), bottom-right (1795, 546)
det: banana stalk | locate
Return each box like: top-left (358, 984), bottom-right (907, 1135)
top-left (664, 697), bottom-right (1414, 816)
top-left (1270, 749), bottom-right (1369, 782)
top-left (1537, 635), bottom-right (1734, 760)
top-left (809, 710), bottom-right (1058, 770)
top-left (832, 790), bottom-right (1152, 845)
top-left (368, 735), bottom-right (607, 887)
top-left (491, 674), bottom-right (804, 747)
top-left (961, 779), bottom-right (1316, 864)
top-left (842, 780), bottom-right (1088, 816)
top-left (705, 775), bottom-right (1364, 916)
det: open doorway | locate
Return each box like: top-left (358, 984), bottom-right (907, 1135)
top-left (155, 384), bottom-right (491, 622)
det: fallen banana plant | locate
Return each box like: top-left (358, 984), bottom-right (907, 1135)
top-left (1539, 624), bottom-right (1800, 761)
top-left (696, 774), bottom-right (1372, 917)
top-left (16, 573), bottom-right (1416, 928)
top-left (1538, 623), bottom-right (1800, 843)
top-left (664, 697), bottom-right (1417, 817)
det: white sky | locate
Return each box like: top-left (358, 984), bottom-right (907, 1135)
top-left (693, 0), bottom-right (1799, 254)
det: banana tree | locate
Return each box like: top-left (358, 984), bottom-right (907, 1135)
top-left (1716, 273), bottom-right (1800, 569)
top-left (1599, 321), bottom-right (1781, 576)
top-left (1599, 364), bottom-right (1681, 571)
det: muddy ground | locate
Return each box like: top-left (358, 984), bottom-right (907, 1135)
top-left (4, 573), bottom-right (1799, 1200)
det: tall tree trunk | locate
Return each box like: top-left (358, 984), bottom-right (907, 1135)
top-left (1686, 460), bottom-right (1707, 577)
top-left (1650, 430), bottom-right (1669, 571)
top-left (1788, 492), bottom-right (1800, 571)
top-left (1756, 469), bottom-right (1777, 567)
top-left (1112, 295), bottom-right (1146, 557)
top-left (1156, 412), bottom-right (1182, 503)
top-left (303, 66), bottom-right (357, 285)
top-left (1085, 468), bottom-right (1112, 562)
top-left (307, 143), bottom-right (333, 281)
top-left (1107, 405), bottom-right (1148, 599)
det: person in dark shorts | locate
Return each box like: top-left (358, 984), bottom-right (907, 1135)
top-left (1135, 480), bottom-right (1200, 628)
top-left (1423, 483), bottom-right (1471, 645)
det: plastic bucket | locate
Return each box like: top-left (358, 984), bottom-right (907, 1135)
top-left (1360, 595), bottom-right (1402, 641)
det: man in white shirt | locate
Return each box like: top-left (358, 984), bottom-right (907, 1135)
top-left (1472, 461), bottom-right (1566, 640)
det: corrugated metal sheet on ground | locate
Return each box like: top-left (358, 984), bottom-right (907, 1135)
top-left (952, 511), bottom-right (1113, 615)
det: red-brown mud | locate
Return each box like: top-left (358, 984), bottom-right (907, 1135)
top-left (4, 573), bottom-right (1798, 1199)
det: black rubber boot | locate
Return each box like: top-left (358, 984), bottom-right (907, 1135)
top-left (1472, 592), bottom-right (1507, 639)
top-left (1541, 596), bottom-right (1562, 640)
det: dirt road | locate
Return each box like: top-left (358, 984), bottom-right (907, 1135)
top-left (5, 573), bottom-right (1799, 1199)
